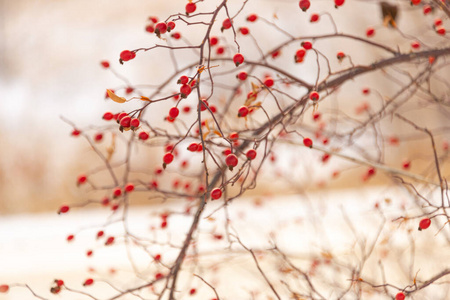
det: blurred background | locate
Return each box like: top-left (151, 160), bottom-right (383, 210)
top-left (2, 0), bottom-right (448, 214)
top-left (1, 0), bottom-right (450, 299)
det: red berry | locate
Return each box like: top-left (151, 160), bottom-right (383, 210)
top-left (83, 279), bottom-right (94, 286)
top-left (113, 187), bottom-right (122, 198)
top-left (59, 205), bottom-right (70, 214)
top-left (125, 183), bottom-right (134, 193)
top-left (222, 18), bottom-right (232, 30)
top-left (155, 22), bottom-right (168, 34)
top-left (117, 112), bottom-right (128, 121)
top-left (125, 87), bottom-right (134, 94)
top-left (436, 26), bottom-right (446, 35)
top-left (163, 152), bottom-right (174, 165)
top-left (240, 27), bottom-right (250, 35)
top-left (310, 13), bottom-right (319, 22)
top-left (120, 116), bottom-right (132, 128)
top-left (225, 154), bottom-right (238, 168)
top-left (86, 250), bottom-right (93, 257)
top-left (216, 46), bottom-right (225, 55)
top-left (130, 118), bottom-right (140, 128)
top-left (180, 84), bottom-right (192, 97)
top-left (55, 279), bottom-right (64, 287)
top-left (167, 21), bottom-right (176, 31)
top-left (246, 149), bottom-right (257, 160)
top-left (411, 0), bottom-right (421, 4)
top-left (238, 106), bottom-right (249, 117)
top-left (334, 0), bottom-right (345, 7)
top-left (96, 231), bottom-right (104, 239)
top-left (187, 143), bottom-right (199, 152)
top-left (103, 112), bottom-right (114, 121)
top-left (395, 292), bottom-right (406, 300)
top-left (186, 2), bottom-right (197, 14)
top-left (94, 133), bottom-right (103, 142)
top-left (77, 175), bottom-right (87, 185)
top-left (411, 41), bottom-right (420, 49)
top-left (145, 24), bottom-right (155, 33)
top-left (189, 288), bottom-right (196, 295)
top-left (155, 273), bottom-right (163, 280)
top-left (199, 99), bottom-right (209, 111)
top-left (367, 167), bottom-right (376, 176)
top-left (67, 234), bottom-right (74, 242)
top-left (264, 77), bottom-right (274, 87)
top-left (233, 53), bottom-right (244, 66)
top-left (120, 50), bottom-right (135, 62)
top-left (313, 112), bottom-right (321, 121)
top-left (295, 48), bottom-right (306, 61)
top-left (178, 75), bottom-right (189, 85)
top-left (139, 131), bottom-right (149, 141)
top-left (0, 285), bottom-right (9, 293)
top-left (309, 91), bottom-right (319, 101)
top-left (161, 220), bottom-right (168, 228)
top-left (423, 5), bottom-right (432, 14)
top-left (149, 16), bottom-right (158, 23)
top-left (419, 218), bottom-right (431, 230)
top-left (299, 0), bottom-right (311, 11)
top-left (362, 88), bottom-right (370, 95)
top-left (100, 61), bottom-right (110, 68)
top-left (247, 14), bottom-right (258, 22)
top-left (303, 138), bottom-right (313, 148)
top-left (105, 236), bottom-right (115, 245)
top-left (271, 49), bottom-right (281, 58)
top-left (301, 41), bottom-right (312, 50)
top-left (229, 132), bottom-right (239, 140)
top-left (223, 148), bottom-right (232, 156)
top-left (210, 188), bottom-right (222, 200)
top-left (71, 129), bottom-right (81, 136)
top-left (402, 160), bottom-right (411, 170)
top-left (337, 51), bottom-right (345, 60)
top-left (210, 36), bottom-right (219, 46)
top-left (169, 107), bottom-right (179, 119)
top-left (237, 71), bottom-right (248, 80)
top-left (154, 254), bottom-right (161, 261)
top-left (366, 27), bottom-right (375, 37)
top-left (171, 32), bottom-right (181, 39)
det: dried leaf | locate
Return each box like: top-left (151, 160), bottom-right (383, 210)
top-left (106, 89), bottom-right (127, 103)
top-left (213, 130), bottom-right (222, 137)
top-left (140, 96), bottom-right (151, 101)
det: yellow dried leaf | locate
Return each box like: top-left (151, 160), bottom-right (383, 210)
top-left (213, 130), bottom-right (222, 137)
top-left (140, 96), bottom-right (151, 101)
top-left (106, 89), bottom-right (126, 103)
